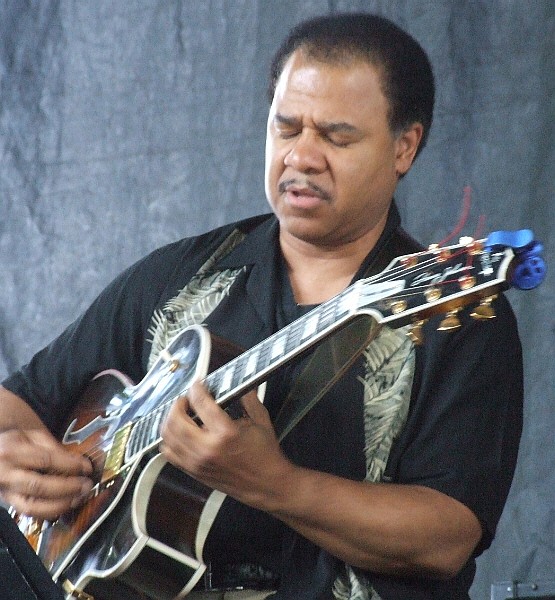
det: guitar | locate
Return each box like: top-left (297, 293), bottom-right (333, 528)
top-left (12, 229), bottom-right (545, 600)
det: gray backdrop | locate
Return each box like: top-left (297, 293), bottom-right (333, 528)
top-left (0, 1), bottom-right (553, 598)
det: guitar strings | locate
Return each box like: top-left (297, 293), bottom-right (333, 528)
top-left (76, 245), bottom-right (481, 471)
top-left (76, 243), bottom-right (484, 475)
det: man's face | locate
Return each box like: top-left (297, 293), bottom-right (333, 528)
top-left (265, 50), bottom-right (419, 249)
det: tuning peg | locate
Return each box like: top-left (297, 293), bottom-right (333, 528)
top-left (407, 320), bottom-right (426, 345)
top-left (470, 296), bottom-right (497, 320)
top-left (458, 275), bottom-right (476, 290)
top-left (424, 286), bottom-right (442, 302)
top-left (401, 254), bottom-right (419, 268)
top-left (438, 248), bottom-right (451, 262)
top-left (390, 299), bottom-right (408, 314)
top-left (438, 309), bottom-right (462, 331)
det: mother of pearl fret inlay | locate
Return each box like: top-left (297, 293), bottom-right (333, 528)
top-left (244, 350), bottom-right (259, 377)
top-left (301, 314), bottom-right (319, 341)
top-left (271, 335), bottom-right (286, 359)
top-left (340, 286), bottom-right (359, 313)
top-left (219, 367), bottom-right (233, 393)
top-left (151, 410), bottom-right (162, 439)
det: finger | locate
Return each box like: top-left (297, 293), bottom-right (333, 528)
top-left (158, 440), bottom-right (184, 472)
top-left (2, 466), bottom-right (93, 520)
top-left (163, 394), bottom-right (199, 437)
top-left (6, 467), bottom-right (93, 502)
top-left (240, 390), bottom-right (272, 425)
top-left (4, 430), bottom-right (92, 477)
top-left (161, 395), bottom-right (207, 465)
top-left (186, 381), bottom-right (233, 429)
top-left (7, 489), bottom-right (89, 521)
top-left (33, 430), bottom-right (94, 475)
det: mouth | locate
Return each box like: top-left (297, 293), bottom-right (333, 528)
top-left (278, 179), bottom-right (332, 209)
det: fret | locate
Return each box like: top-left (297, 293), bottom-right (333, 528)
top-left (317, 302), bottom-right (336, 331)
top-left (206, 370), bottom-right (223, 400)
top-left (126, 405), bottom-right (163, 459)
top-left (126, 427), bottom-right (137, 456)
top-left (139, 418), bottom-right (149, 452)
top-left (128, 420), bottom-right (143, 456)
top-left (284, 319), bottom-right (303, 354)
top-left (138, 416), bottom-right (150, 449)
top-left (230, 362), bottom-right (246, 395)
top-left (160, 404), bottom-right (171, 426)
top-left (151, 409), bottom-right (163, 443)
top-left (229, 353), bottom-right (247, 387)
top-left (337, 286), bottom-right (358, 317)
top-left (256, 339), bottom-right (273, 372)
top-left (300, 312), bottom-right (319, 341)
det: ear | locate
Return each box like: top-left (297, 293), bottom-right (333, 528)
top-left (394, 122), bottom-right (424, 177)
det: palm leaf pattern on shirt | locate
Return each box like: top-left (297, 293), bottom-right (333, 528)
top-left (147, 267), bottom-right (245, 369)
top-left (147, 227), bottom-right (246, 368)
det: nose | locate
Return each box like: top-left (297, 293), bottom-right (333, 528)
top-left (283, 130), bottom-right (327, 174)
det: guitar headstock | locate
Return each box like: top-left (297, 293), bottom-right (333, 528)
top-left (358, 229), bottom-right (546, 342)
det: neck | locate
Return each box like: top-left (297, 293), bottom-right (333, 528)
top-left (279, 223), bottom-right (387, 305)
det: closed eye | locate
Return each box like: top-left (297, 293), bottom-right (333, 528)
top-left (278, 129), bottom-right (300, 139)
top-left (323, 134), bottom-right (352, 148)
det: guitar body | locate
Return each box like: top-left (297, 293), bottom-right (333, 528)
top-left (15, 325), bottom-right (237, 599)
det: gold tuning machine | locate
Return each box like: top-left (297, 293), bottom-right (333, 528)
top-left (407, 319), bottom-right (426, 345)
top-left (471, 295), bottom-right (497, 320)
top-left (438, 309), bottom-right (462, 331)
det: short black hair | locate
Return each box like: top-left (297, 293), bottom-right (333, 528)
top-left (269, 13), bottom-right (435, 159)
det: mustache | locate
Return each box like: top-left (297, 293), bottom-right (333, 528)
top-left (278, 179), bottom-right (332, 203)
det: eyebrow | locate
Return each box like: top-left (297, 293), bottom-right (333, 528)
top-left (274, 112), bottom-right (360, 134)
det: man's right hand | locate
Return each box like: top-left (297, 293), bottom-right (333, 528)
top-left (0, 428), bottom-right (93, 520)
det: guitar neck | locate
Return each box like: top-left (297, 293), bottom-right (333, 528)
top-left (124, 229), bottom-right (546, 461)
top-left (203, 279), bottom-right (407, 409)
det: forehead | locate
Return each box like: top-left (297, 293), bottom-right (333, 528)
top-left (271, 50), bottom-right (390, 124)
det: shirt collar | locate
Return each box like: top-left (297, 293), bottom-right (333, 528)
top-left (215, 201), bottom-right (401, 276)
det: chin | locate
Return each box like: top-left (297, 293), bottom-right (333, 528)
top-left (282, 222), bottom-right (339, 247)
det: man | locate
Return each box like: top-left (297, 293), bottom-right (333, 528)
top-left (0, 13), bottom-right (522, 600)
